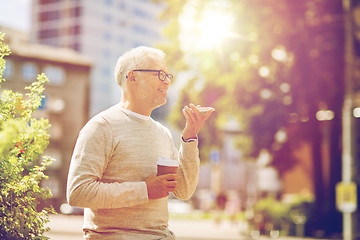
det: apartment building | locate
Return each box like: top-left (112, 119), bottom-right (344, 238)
top-left (30, 0), bottom-right (166, 116)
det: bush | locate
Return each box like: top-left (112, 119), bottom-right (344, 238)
top-left (251, 196), bottom-right (290, 234)
top-left (0, 32), bottom-right (55, 239)
top-left (247, 194), bottom-right (314, 237)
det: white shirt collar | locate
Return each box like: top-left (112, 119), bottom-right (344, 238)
top-left (119, 106), bottom-right (150, 121)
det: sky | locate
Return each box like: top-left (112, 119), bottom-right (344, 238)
top-left (0, 0), bottom-right (31, 32)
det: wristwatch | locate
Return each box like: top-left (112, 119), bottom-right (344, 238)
top-left (182, 136), bottom-right (198, 142)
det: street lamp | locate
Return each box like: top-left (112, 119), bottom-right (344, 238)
top-left (341, 0), bottom-right (357, 239)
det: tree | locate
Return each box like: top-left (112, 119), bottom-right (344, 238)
top-left (158, 0), bottom-right (343, 237)
top-left (0, 32), bottom-right (55, 239)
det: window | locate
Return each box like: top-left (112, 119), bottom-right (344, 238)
top-left (118, 36), bottom-right (126, 44)
top-left (132, 25), bottom-right (159, 38)
top-left (104, 14), bottom-right (113, 23)
top-left (22, 62), bottom-right (38, 82)
top-left (38, 29), bottom-right (59, 39)
top-left (39, 10), bottom-right (61, 21)
top-left (118, 1), bottom-right (126, 10)
top-left (132, 7), bottom-right (152, 20)
top-left (43, 65), bottom-right (65, 86)
top-left (71, 42), bottom-right (81, 51)
top-left (68, 25), bottom-right (81, 35)
top-left (132, 25), bottom-right (147, 35)
top-left (104, 32), bottom-right (112, 41)
top-left (103, 67), bottom-right (111, 77)
top-left (105, 0), bottom-right (113, 6)
top-left (39, 0), bottom-right (60, 5)
top-left (3, 60), bottom-right (14, 79)
top-left (69, 7), bottom-right (82, 17)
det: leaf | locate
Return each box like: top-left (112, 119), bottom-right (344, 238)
top-left (0, 32), bottom-right (54, 239)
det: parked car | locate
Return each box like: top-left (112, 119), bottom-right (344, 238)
top-left (60, 203), bottom-right (84, 215)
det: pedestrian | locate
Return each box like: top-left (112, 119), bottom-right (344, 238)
top-left (66, 46), bottom-right (214, 239)
top-left (214, 191), bottom-right (227, 224)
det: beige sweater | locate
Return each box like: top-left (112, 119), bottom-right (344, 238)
top-left (66, 104), bottom-right (200, 240)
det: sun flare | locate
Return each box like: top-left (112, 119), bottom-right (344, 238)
top-left (197, 10), bottom-right (234, 49)
top-left (179, 0), bottom-right (235, 52)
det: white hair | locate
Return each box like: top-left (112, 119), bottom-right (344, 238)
top-left (114, 46), bottom-right (166, 87)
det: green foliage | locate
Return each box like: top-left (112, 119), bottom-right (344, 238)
top-left (254, 197), bottom-right (290, 227)
top-left (159, 1), bottom-right (343, 236)
top-left (159, 0), bottom-right (344, 165)
top-left (0, 33), bottom-right (11, 85)
top-left (0, 33), bottom-right (55, 239)
top-left (248, 195), bottom-right (314, 235)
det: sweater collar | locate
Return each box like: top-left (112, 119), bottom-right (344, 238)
top-left (118, 106), bottom-right (150, 121)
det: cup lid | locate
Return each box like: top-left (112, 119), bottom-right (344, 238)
top-left (157, 156), bottom-right (179, 167)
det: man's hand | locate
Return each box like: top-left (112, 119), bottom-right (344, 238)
top-left (182, 103), bottom-right (214, 140)
top-left (145, 174), bottom-right (179, 199)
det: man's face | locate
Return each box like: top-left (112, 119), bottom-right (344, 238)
top-left (134, 58), bottom-right (171, 110)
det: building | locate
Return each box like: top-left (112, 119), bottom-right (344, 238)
top-left (1, 26), bottom-right (92, 210)
top-left (30, 0), bottom-right (166, 116)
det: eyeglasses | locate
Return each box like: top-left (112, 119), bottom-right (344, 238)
top-left (128, 69), bottom-right (173, 82)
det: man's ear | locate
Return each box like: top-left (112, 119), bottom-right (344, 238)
top-left (127, 71), bottom-right (136, 82)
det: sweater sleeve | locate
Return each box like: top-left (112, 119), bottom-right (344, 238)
top-left (66, 117), bottom-right (148, 209)
top-left (173, 139), bottom-right (200, 200)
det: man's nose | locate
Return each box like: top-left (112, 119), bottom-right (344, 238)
top-left (163, 76), bottom-right (172, 85)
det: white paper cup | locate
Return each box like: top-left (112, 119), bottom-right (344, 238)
top-left (157, 157), bottom-right (179, 176)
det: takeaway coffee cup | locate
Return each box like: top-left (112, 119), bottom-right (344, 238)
top-left (157, 156), bottom-right (179, 176)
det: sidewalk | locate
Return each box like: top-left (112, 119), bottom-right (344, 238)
top-left (169, 219), bottom-right (240, 240)
top-left (46, 214), bottom-right (241, 240)
top-left (46, 214), bottom-right (328, 240)
top-left (169, 219), bottom-right (326, 240)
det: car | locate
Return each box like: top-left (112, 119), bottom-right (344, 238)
top-left (60, 203), bottom-right (84, 215)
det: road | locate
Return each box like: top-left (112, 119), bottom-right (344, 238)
top-left (45, 214), bottom-right (326, 240)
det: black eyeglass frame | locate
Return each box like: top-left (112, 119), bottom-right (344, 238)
top-left (127, 69), bottom-right (173, 82)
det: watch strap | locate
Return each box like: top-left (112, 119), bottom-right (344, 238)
top-left (182, 136), bottom-right (198, 142)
